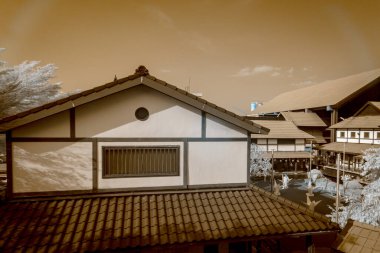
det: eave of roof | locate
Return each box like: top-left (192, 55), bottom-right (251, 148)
top-left (252, 69), bottom-right (380, 114)
top-left (329, 116), bottom-right (380, 129)
top-left (0, 66), bottom-right (269, 134)
top-left (319, 142), bottom-right (380, 155)
top-left (262, 151), bottom-right (312, 159)
top-left (281, 112), bottom-right (327, 127)
top-left (0, 187), bottom-right (338, 252)
top-left (251, 120), bottom-right (315, 139)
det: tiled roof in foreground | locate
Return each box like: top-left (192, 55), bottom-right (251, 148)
top-left (334, 220), bottom-right (380, 253)
top-left (0, 187), bottom-right (338, 252)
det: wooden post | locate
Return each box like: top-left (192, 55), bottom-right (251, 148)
top-left (271, 150), bottom-right (274, 192)
top-left (335, 153), bottom-right (341, 223)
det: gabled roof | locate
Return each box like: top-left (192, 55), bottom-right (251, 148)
top-left (319, 142), bottom-right (380, 155)
top-left (252, 69), bottom-right (380, 114)
top-left (281, 112), bottom-right (327, 127)
top-left (0, 187), bottom-right (338, 252)
top-left (353, 101), bottom-right (380, 116)
top-left (334, 220), bottom-right (380, 253)
top-left (251, 120), bottom-right (315, 139)
top-left (329, 115), bottom-right (380, 129)
top-left (0, 66), bottom-right (268, 134)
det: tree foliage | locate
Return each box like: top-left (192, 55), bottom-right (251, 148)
top-left (0, 49), bottom-right (64, 119)
top-left (329, 148), bottom-right (380, 228)
top-left (250, 144), bottom-right (272, 178)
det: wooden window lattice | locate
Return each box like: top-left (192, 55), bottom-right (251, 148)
top-left (102, 146), bottom-right (180, 178)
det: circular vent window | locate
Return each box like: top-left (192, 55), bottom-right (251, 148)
top-left (135, 107), bottom-right (149, 121)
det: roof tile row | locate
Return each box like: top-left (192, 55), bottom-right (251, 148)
top-left (0, 187), bottom-right (338, 252)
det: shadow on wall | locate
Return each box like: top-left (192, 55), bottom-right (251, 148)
top-left (13, 143), bottom-right (92, 192)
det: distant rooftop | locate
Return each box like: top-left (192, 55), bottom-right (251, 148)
top-left (329, 115), bottom-right (380, 129)
top-left (281, 112), bottom-right (327, 127)
top-left (251, 120), bottom-right (315, 139)
top-left (252, 69), bottom-right (380, 114)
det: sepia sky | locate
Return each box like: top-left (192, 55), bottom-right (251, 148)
top-left (1, 0), bottom-right (380, 114)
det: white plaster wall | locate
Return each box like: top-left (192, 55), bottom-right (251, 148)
top-left (375, 131), bottom-right (380, 144)
top-left (278, 145), bottom-right (295, 151)
top-left (337, 138), bottom-right (347, 143)
top-left (206, 115), bottom-right (246, 138)
top-left (13, 142), bottom-right (92, 193)
top-left (188, 142), bottom-right (247, 185)
top-left (97, 142), bottom-right (184, 189)
top-left (258, 145), bottom-right (267, 151)
top-left (268, 145), bottom-right (277, 151)
top-left (360, 139), bottom-right (374, 144)
top-left (12, 111), bottom-right (70, 137)
top-left (268, 139), bottom-right (277, 144)
top-left (347, 138), bottom-right (360, 143)
top-left (295, 145), bottom-right (305, 151)
top-left (76, 86), bottom-right (202, 138)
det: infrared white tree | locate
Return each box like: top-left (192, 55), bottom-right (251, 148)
top-left (0, 48), bottom-right (64, 119)
top-left (250, 144), bottom-right (272, 179)
top-left (329, 147), bottom-right (380, 228)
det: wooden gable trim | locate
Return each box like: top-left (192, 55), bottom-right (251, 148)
top-left (142, 77), bottom-right (268, 134)
top-left (0, 78), bottom-right (142, 132)
top-left (353, 101), bottom-right (380, 117)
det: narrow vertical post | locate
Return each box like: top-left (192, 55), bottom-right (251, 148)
top-left (271, 150), bottom-right (274, 192)
top-left (335, 153), bottom-right (341, 223)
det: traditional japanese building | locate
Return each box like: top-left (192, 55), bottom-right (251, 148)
top-left (251, 69), bottom-right (380, 143)
top-left (251, 119), bottom-right (315, 173)
top-left (319, 101), bottom-right (380, 178)
top-left (0, 66), bottom-right (339, 252)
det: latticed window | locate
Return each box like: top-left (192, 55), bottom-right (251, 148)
top-left (102, 146), bottom-right (180, 177)
top-left (363, 132), bottom-right (370, 139)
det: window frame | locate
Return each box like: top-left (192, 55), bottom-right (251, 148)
top-left (102, 145), bottom-right (180, 178)
top-left (277, 139), bottom-right (295, 145)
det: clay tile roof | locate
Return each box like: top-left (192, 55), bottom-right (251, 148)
top-left (252, 69), bottom-right (380, 114)
top-left (281, 112), bottom-right (327, 127)
top-left (329, 115), bottom-right (380, 129)
top-left (0, 66), bottom-right (268, 135)
top-left (251, 120), bottom-right (315, 139)
top-left (0, 187), bottom-right (338, 252)
top-left (334, 220), bottom-right (380, 253)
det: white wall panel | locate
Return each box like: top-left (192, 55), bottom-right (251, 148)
top-left (13, 142), bottom-right (92, 192)
top-left (76, 86), bottom-right (202, 138)
top-left (206, 115), bottom-right (246, 138)
top-left (12, 111), bottom-right (70, 137)
top-left (188, 142), bottom-right (247, 185)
